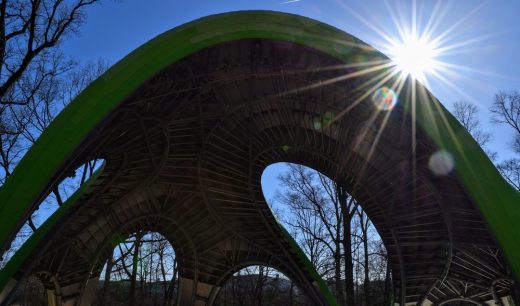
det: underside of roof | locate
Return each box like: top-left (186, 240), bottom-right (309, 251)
top-left (0, 10), bottom-right (519, 306)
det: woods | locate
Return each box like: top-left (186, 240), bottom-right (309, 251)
top-left (0, 0), bottom-right (105, 265)
top-left (273, 164), bottom-right (390, 306)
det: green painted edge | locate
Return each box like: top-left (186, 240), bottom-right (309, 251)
top-left (0, 10), bottom-right (518, 302)
top-left (405, 84), bottom-right (520, 277)
top-left (0, 164), bottom-right (105, 292)
top-left (278, 222), bottom-right (338, 305)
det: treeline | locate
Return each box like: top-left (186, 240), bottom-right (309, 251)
top-left (94, 232), bottom-right (178, 306)
top-left (271, 164), bottom-right (391, 306)
top-left (0, 0), bottom-right (108, 268)
top-left (452, 94), bottom-right (520, 192)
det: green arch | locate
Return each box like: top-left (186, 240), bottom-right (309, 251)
top-left (0, 10), bottom-right (519, 301)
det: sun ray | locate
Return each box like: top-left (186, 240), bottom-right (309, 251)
top-left (431, 3), bottom-right (485, 45)
top-left (384, 0), bottom-right (406, 43)
top-left (332, 67), bottom-right (401, 123)
top-left (412, 0), bottom-right (417, 36)
top-left (434, 30), bottom-right (508, 55)
top-left (354, 88), bottom-right (401, 184)
top-left (325, 0), bottom-right (512, 186)
top-left (428, 69), bottom-right (476, 102)
top-left (415, 83), bottom-right (468, 161)
top-left (421, 1), bottom-right (448, 42)
top-left (335, 0), bottom-right (397, 46)
top-left (272, 61), bottom-right (395, 101)
top-left (435, 61), bottom-right (509, 79)
top-left (275, 1), bottom-right (505, 180)
top-left (350, 64), bottom-right (396, 93)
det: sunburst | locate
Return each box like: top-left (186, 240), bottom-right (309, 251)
top-left (387, 32), bottom-right (441, 83)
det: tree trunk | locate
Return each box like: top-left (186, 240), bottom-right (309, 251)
top-left (148, 243), bottom-right (154, 299)
top-left (342, 217), bottom-right (355, 306)
top-left (165, 257), bottom-right (177, 306)
top-left (130, 232), bottom-right (143, 306)
top-left (384, 263), bottom-right (392, 306)
top-left (363, 223), bottom-right (371, 306)
top-left (256, 266), bottom-right (264, 306)
top-left (100, 249), bottom-right (114, 306)
top-left (289, 280), bottom-right (294, 306)
top-left (339, 188), bottom-right (356, 306)
top-left (159, 247), bottom-right (168, 301)
top-left (334, 247), bottom-right (346, 306)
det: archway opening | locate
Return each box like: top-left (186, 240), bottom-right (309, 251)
top-left (215, 265), bottom-right (311, 306)
top-left (93, 231), bottom-right (178, 306)
top-left (262, 162), bottom-right (391, 305)
top-left (0, 159), bottom-right (104, 268)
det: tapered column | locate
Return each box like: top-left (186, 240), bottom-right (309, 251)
top-left (177, 277), bottom-right (220, 306)
top-left (45, 277), bottom-right (98, 306)
top-left (0, 278), bottom-right (17, 304)
top-left (46, 289), bottom-right (59, 306)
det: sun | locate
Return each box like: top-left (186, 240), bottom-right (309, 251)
top-left (388, 32), bottom-right (440, 83)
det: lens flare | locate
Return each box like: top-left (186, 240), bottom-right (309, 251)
top-left (372, 87), bottom-right (398, 110)
top-left (428, 150), bottom-right (455, 176)
top-left (323, 111), bottom-right (335, 124)
top-left (313, 111), bottom-right (335, 130)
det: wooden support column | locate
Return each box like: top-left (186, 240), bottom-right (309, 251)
top-left (0, 278), bottom-right (17, 304)
top-left (80, 277), bottom-right (99, 306)
top-left (47, 278), bottom-right (98, 306)
top-left (177, 277), bottom-right (220, 306)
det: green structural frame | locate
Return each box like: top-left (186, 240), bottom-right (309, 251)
top-left (0, 10), bottom-right (519, 302)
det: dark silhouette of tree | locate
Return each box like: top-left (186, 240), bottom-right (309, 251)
top-left (276, 164), bottom-right (347, 305)
top-left (216, 265), bottom-right (310, 306)
top-left (497, 156), bottom-right (520, 191)
top-left (0, 0), bottom-right (100, 106)
top-left (0, 0), bottom-right (103, 184)
top-left (490, 91), bottom-right (520, 153)
top-left (490, 91), bottom-right (520, 191)
top-left (273, 163), bottom-right (388, 306)
top-left (94, 231), bottom-right (178, 305)
top-left (452, 100), bottom-right (496, 160)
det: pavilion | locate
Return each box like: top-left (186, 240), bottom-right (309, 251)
top-left (0, 11), bottom-right (518, 305)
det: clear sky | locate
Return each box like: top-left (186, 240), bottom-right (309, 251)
top-left (61, 0), bottom-right (520, 200)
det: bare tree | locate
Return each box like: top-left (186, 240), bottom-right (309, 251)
top-left (497, 159), bottom-right (520, 191)
top-left (0, 0), bottom-right (103, 185)
top-left (489, 91), bottom-right (520, 191)
top-left (0, 0), bottom-right (108, 263)
top-left (453, 101), bottom-right (492, 146)
top-left (490, 91), bottom-right (520, 153)
top-left (276, 164), bottom-right (346, 306)
top-left (452, 100), bottom-right (496, 160)
top-left (0, 1), bottom-right (106, 255)
top-left (100, 248), bottom-right (114, 306)
top-left (0, 116), bottom-right (24, 183)
top-left (357, 208), bottom-right (371, 306)
top-left (273, 164), bottom-right (389, 306)
top-left (95, 231), bottom-right (178, 305)
top-left (336, 184), bottom-right (358, 306)
top-left (216, 265), bottom-right (309, 306)
top-left (129, 231), bottom-right (143, 306)
top-left (0, 0), bottom-right (101, 105)
top-left (0, 60), bottom-right (108, 270)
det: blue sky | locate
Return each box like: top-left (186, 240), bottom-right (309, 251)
top-left (61, 0), bottom-right (520, 200)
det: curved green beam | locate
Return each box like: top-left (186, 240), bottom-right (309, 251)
top-left (0, 10), bottom-right (518, 301)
